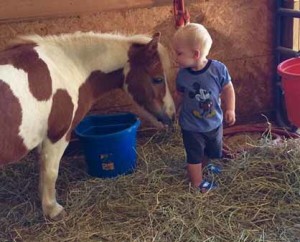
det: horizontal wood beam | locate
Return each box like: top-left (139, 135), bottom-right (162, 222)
top-left (277, 46), bottom-right (300, 57)
top-left (0, 0), bottom-right (173, 23)
top-left (278, 7), bottom-right (300, 18)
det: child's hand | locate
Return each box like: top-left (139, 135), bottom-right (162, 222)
top-left (225, 110), bottom-right (236, 126)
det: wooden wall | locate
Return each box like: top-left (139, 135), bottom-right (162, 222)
top-left (0, 0), bottom-right (276, 126)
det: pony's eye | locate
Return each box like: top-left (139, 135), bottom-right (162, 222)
top-left (152, 77), bottom-right (164, 84)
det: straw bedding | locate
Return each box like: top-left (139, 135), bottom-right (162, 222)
top-left (0, 126), bottom-right (300, 242)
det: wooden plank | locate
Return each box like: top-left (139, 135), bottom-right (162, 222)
top-left (0, 0), bottom-right (172, 23)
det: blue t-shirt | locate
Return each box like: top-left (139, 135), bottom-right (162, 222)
top-left (176, 59), bottom-right (231, 132)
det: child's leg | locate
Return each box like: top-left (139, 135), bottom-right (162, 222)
top-left (202, 156), bottom-right (209, 168)
top-left (205, 125), bottom-right (223, 161)
top-left (187, 163), bottom-right (203, 187)
top-left (181, 129), bottom-right (205, 187)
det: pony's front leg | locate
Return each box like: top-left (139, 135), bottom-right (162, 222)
top-left (39, 138), bottom-right (69, 219)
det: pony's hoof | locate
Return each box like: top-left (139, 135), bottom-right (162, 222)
top-left (50, 209), bottom-right (67, 221)
top-left (44, 204), bottom-right (66, 220)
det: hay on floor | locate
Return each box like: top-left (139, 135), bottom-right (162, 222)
top-left (0, 127), bottom-right (300, 242)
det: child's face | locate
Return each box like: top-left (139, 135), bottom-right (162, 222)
top-left (173, 40), bottom-right (198, 68)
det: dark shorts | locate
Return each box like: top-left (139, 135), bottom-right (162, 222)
top-left (181, 125), bottom-right (223, 164)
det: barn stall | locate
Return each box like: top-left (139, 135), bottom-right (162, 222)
top-left (0, 0), bottom-right (300, 241)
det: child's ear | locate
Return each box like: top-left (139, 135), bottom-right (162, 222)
top-left (193, 50), bottom-right (201, 59)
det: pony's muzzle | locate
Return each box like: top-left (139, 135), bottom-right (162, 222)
top-left (157, 112), bottom-right (175, 127)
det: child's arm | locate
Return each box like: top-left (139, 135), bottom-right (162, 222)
top-left (222, 82), bottom-right (236, 126)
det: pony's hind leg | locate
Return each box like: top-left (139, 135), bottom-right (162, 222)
top-left (39, 138), bottom-right (69, 219)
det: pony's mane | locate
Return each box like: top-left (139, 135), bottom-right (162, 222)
top-left (10, 31), bottom-right (153, 47)
top-left (8, 31), bottom-right (172, 83)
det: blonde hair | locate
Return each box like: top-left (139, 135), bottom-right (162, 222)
top-left (173, 23), bottom-right (213, 58)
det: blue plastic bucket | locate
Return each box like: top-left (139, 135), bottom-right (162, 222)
top-left (75, 113), bottom-right (141, 178)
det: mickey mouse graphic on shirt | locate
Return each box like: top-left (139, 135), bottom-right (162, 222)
top-left (189, 82), bottom-right (216, 119)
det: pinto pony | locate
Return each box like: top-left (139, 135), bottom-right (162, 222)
top-left (0, 32), bottom-right (175, 219)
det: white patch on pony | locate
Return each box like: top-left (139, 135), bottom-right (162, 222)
top-left (0, 65), bottom-right (52, 149)
top-left (33, 45), bottom-right (80, 124)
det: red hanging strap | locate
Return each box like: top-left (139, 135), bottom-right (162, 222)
top-left (173, 0), bottom-right (190, 28)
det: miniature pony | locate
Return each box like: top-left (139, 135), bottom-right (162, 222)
top-left (0, 31), bottom-right (175, 219)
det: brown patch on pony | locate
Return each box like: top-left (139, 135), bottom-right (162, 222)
top-left (47, 90), bottom-right (74, 143)
top-left (0, 80), bottom-right (28, 164)
top-left (0, 44), bottom-right (52, 101)
top-left (66, 69), bottom-right (124, 141)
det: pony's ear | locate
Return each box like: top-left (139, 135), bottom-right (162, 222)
top-left (146, 32), bottom-right (161, 54)
top-left (152, 32), bottom-right (161, 40)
